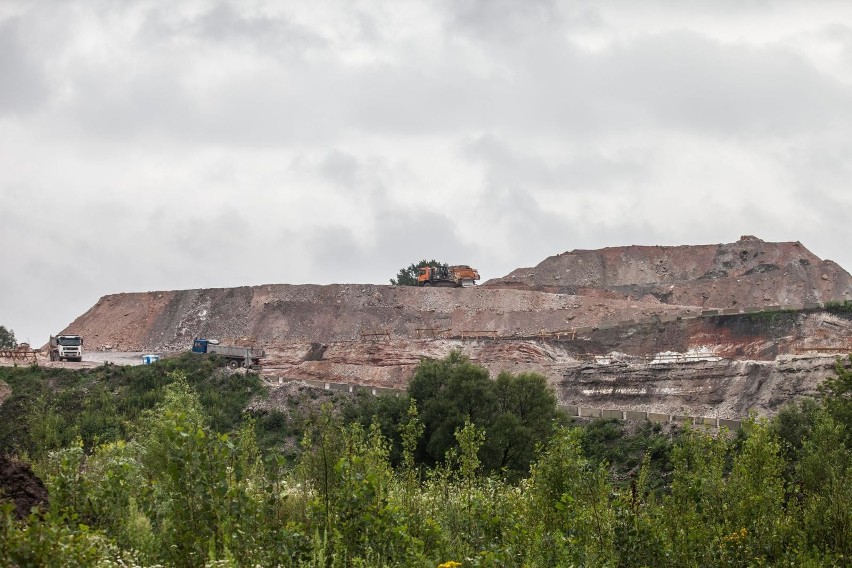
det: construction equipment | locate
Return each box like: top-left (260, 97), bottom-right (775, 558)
top-left (417, 265), bottom-right (480, 287)
top-left (191, 338), bottom-right (265, 369)
top-left (49, 335), bottom-right (83, 362)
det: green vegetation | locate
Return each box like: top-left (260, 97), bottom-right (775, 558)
top-left (742, 308), bottom-right (799, 327)
top-left (408, 351), bottom-right (560, 478)
top-left (1, 352), bottom-right (851, 566)
top-left (824, 299), bottom-right (852, 315)
top-left (0, 353), bottom-right (265, 458)
top-left (390, 259), bottom-right (447, 286)
top-left (0, 325), bottom-right (15, 349)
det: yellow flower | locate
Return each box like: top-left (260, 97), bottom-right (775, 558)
top-left (438, 562), bottom-right (462, 568)
top-left (721, 527), bottom-right (748, 545)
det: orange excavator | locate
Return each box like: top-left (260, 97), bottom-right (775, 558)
top-left (417, 265), bottom-right (480, 287)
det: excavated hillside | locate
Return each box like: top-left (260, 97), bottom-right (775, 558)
top-left (67, 286), bottom-right (697, 352)
top-left (55, 236), bottom-right (852, 419)
top-left (485, 235), bottom-right (852, 310)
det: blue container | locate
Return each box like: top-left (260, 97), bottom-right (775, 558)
top-left (142, 354), bottom-right (160, 365)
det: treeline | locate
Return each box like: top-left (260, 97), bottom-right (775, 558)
top-left (1, 353), bottom-right (851, 566)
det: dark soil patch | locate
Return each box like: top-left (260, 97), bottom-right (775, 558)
top-left (0, 455), bottom-right (48, 519)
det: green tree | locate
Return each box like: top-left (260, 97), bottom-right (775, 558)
top-left (408, 351), bottom-right (558, 478)
top-left (408, 350), bottom-right (496, 465)
top-left (390, 259), bottom-right (447, 286)
top-left (795, 409), bottom-right (852, 558)
top-left (820, 355), bottom-right (852, 444)
top-left (527, 427), bottom-right (617, 566)
top-left (0, 325), bottom-right (15, 349)
top-left (481, 371), bottom-right (558, 476)
top-left (341, 391), bottom-right (411, 466)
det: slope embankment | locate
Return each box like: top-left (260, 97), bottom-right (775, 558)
top-left (486, 236), bottom-right (852, 310)
top-left (61, 284), bottom-right (697, 351)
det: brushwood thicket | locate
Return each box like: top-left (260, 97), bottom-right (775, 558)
top-left (1, 351), bottom-right (851, 567)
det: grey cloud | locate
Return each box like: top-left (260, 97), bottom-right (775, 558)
top-left (18, 1), bottom-right (852, 150)
top-left (593, 31), bottom-right (852, 136)
top-left (463, 133), bottom-right (646, 192)
top-left (0, 17), bottom-right (50, 114)
top-left (61, 64), bottom-right (193, 141)
top-left (444, 0), bottom-right (601, 42)
top-left (319, 150), bottom-right (361, 188)
top-left (167, 2), bottom-right (327, 54)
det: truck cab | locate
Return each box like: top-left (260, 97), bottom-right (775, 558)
top-left (50, 335), bottom-right (83, 362)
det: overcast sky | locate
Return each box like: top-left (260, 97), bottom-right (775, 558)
top-left (2, 0), bottom-right (852, 344)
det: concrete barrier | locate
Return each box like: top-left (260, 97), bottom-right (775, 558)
top-left (602, 409), bottom-right (625, 420)
top-left (672, 415), bottom-right (695, 425)
top-left (625, 410), bottom-right (647, 421)
top-left (579, 407), bottom-right (602, 418)
top-left (561, 405), bottom-right (579, 416)
top-left (804, 302), bottom-right (822, 310)
top-left (700, 416), bottom-right (719, 427)
top-left (647, 412), bottom-right (671, 423)
top-left (718, 419), bottom-right (742, 430)
top-left (701, 309), bottom-right (719, 316)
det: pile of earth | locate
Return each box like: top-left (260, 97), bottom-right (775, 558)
top-left (485, 235), bottom-right (852, 310)
top-left (0, 454), bottom-right (48, 519)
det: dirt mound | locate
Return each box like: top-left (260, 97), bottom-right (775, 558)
top-left (0, 455), bottom-right (48, 519)
top-left (485, 236), bottom-right (852, 310)
top-left (61, 285), bottom-right (700, 352)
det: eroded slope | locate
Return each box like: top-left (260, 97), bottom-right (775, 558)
top-left (486, 236), bottom-right (852, 309)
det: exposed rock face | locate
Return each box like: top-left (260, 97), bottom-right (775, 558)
top-left (557, 355), bottom-right (841, 419)
top-left (55, 237), bottom-right (852, 419)
top-left (486, 236), bottom-right (852, 310)
top-left (63, 285), bottom-right (698, 352)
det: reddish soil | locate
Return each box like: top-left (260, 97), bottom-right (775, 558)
top-left (486, 236), bottom-right (852, 310)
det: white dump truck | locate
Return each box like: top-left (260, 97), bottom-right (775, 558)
top-left (49, 334), bottom-right (83, 362)
top-left (191, 338), bottom-right (265, 369)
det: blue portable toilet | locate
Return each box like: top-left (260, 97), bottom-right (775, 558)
top-left (142, 354), bottom-right (160, 365)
